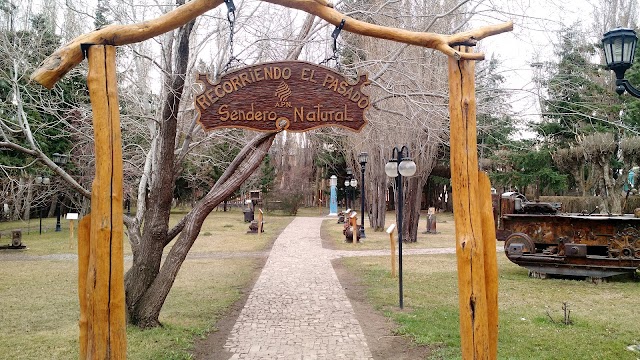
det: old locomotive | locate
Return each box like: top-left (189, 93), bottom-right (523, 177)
top-left (495, 192), bottom-right (640, 278)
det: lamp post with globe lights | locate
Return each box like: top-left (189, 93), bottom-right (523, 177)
top-left (358, 152), bottom-right (368, 238)
top-left (349, 178), bottom-right (357, 212)
top-left (385, 146), bottom-right (417, 309)
top-left (344, 168), bottom-right (352, 210)
top-left (52, 153), bottom-right (68, 232)
top-left (35, 175), bottom-right (51, 234)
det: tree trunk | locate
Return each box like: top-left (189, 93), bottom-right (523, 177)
top-left (23, 178), bottom-right (33, 221)
top-left (401, 176), bottom-right (424, 243)
top-left (370, 178), bottom-right (387, 231)
top-left (127, 132), bottom-right (275, 327)
top-left (47, 196), bottom-right (57, 218)
top-left (11, 177), bottom-right (26, 221)
top-left (124, 14), bottom-right (194, 328)
top-left (602, 161), bottom-right (622, 214)
top-left (574, 166), bottom-right (586, 197)
top-left (367, 147), bottom-right (387, 231)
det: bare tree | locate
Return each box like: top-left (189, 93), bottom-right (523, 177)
top-left (341, 0), bottom-right (472, 241)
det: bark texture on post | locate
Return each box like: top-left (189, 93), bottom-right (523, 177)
top-left (78, 215), bottom-right (90, 359)
top-left (479, 171), bottom-right (499, 357)
top-left (448, 47), bottom-right (498, 359)
top-left (79, 45), bottom-right (127, 359)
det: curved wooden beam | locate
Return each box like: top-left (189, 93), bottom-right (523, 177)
top-left (30, 0), bottom-right (512, 89)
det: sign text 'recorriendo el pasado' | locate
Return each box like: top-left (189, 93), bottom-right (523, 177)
top-left (195, 61), bottom-right (370, 132)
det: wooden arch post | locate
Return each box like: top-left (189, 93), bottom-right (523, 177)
top-left (448, 47), bottom-right (499, 359)
top-left (77, 45), bottom-right (127, 359)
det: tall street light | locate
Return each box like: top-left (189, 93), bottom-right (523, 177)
top-left (345, 168), bottom-right (352, 209)
top-left (385, 146), bottom-right (417, 309)
top-left (602, 28), bottom-right (640, 98)
top-left (52, 153), bottom-right (68, 232)
top-left (358, 152), bottom-right (368, 238)
top-left (344, 178), bottom-right (350, 209)
top-left (35, 175), bottom-right (50, 234)
top-left (350, 178), bottom-right (357, 215)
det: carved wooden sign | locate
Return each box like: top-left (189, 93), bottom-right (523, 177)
top-left (195, 61), bottom-right (370, 132)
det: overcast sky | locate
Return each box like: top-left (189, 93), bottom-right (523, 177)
top-left (472, 0), bottom-right (605, 138)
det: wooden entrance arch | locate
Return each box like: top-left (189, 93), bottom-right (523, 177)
top-left (31, 1), bottom-right (512, 358)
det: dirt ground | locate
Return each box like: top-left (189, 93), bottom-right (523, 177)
top-left (192, 221), bottom-right (430, 359)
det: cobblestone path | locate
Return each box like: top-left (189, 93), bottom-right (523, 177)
top-left (223, 217), bottom-right (373, 359)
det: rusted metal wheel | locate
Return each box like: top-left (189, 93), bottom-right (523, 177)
top-left (610, 227), bottom-right (640, 258)
top-left (505, 232), bottom-right (535, 255)
top-left (634, 239), bottom-right (640, 259)
top-left (609, 236), bottom-right (633, 258)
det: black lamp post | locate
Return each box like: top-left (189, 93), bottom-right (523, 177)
top-left (385, 146), bottom-right (417, 309)
top-left (52, 153), bottom-right (68, 232)
top-left (602, 28), bottom-right (640, 98)
top-left (345, 168), bottom-right (352, 209)
top-left (343, 179), bottom-right (350, 209)
top-left (350, 177), bottom-right (357, 209)
top-left (35, 175), bottom-right (50, 234)
top-left (358, 152), bottom-right (368, 238)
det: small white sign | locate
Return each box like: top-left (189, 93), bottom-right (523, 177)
top-left (386, 224), bottom-right (396, 234)
top-left (66, 213), bottom-right (79, 220)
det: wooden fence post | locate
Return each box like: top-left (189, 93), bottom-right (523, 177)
top-left (387, 224), bottom-right (397, 277)
top-left (78, 44), bottom-right (127, 359)
top-left (69, 219), bottom-right (75, 249)
top-left (448, 46), bottom-right (498, 359)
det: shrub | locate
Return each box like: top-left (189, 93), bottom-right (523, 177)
top-left (271, 191), bottom-right (304, 215)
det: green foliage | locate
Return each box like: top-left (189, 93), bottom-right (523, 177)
top-left (311, 135), bottom-right (346, 176)
top-left (490, 142), bottom-right (567, 195)
top-left (94, 0), bottom-right (111, 29)
top-left (259, 154), bottom-right (276, 195)
top-left (476, 56), bottom-right (516, 158)
top-left (535, 25), bottom-right (619, 142)
top-left (0, 12), bottom-right (85, 177)
top-left (173, 135), bottom-right (242, 204)
top-left (621, 32), bottom-right (640, 129)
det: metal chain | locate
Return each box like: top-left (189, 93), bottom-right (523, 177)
top-left (320, 19), bottom-right (345, 71)
top-left (222, 0), bottom-right (237, 74)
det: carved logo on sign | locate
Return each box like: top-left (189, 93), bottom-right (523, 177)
top-left (194, 61), bottom-right (370, 132)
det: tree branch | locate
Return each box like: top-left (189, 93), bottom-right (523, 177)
top-left (30, 0), bottom-right (512, 89)
top-left (164, 131), bottom-right (276, 245)
top-left (0, 141), bottom-right (92, 198)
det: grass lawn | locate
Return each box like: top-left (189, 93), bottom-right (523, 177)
top-left (0, 208), bottom-right (294, 359)
top-left (337, 226), bottom-right (640, 359)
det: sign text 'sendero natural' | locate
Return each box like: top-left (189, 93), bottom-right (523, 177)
top-left (195, 61), bottom-right (370, 132)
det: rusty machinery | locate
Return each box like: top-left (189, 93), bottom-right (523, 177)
top-left (495, 192), bottom-right (640, 279)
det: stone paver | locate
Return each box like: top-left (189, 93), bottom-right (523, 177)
top-left (223, 217), bottom-right (373, 359)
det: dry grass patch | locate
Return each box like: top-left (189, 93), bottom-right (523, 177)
top-left (0, 210), bottom-right (294, 359)
top-left (187, 209), bottom-right (293, 253)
